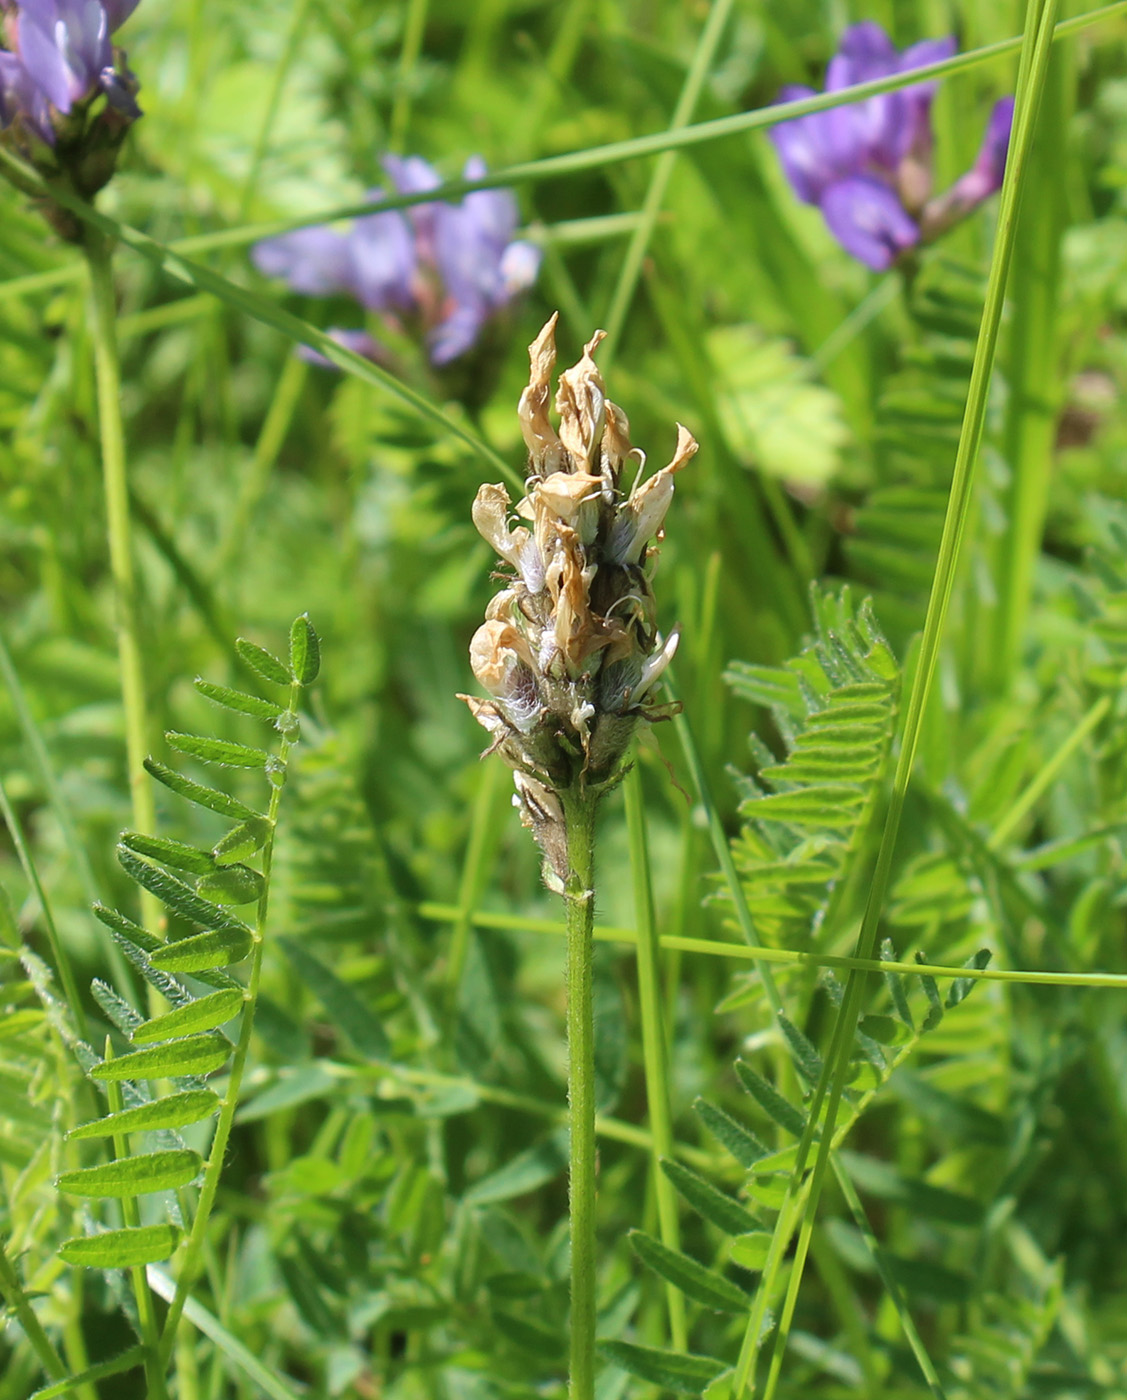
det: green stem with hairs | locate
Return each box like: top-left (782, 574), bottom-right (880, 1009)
top-left (560, 786), bottom-right (599, 1400)
top-left (85, 234), bottom-right (160, 940)
top-left (157, 675), bottom-right (303, 1365)
top-left (624, 765), bottom-right (686, 1351)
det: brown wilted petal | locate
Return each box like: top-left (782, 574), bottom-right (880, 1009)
top-left (555, 330), bottom-right (607, 471)
top-left (469, 619), bottom-right (537, 695)
top-left (535, 471), bottom-right (603, 545)
top-left (600, 401), bottom-right (635, 493)
top-left (518, 314), bottom-right (566, 475)
top-left (472, 483), bottom-right (545, 592)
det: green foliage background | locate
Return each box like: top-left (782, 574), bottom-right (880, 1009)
top-left (3, 0), bottom-right (1127, 1396)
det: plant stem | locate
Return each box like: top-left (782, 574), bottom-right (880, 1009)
top-left (560, 786), bottom-right (598, 1400)
top-left (85, 234), bottom-right (160, 939)
top-left (623, 765), bottom-right (686, 1351)
top-left (157, 677), bottom-right (302, 1365)
top-left (0, 1234), bottom-right (67, 1382)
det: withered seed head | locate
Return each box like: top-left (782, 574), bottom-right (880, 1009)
top-left (460, 313), bottom-right (697, 886)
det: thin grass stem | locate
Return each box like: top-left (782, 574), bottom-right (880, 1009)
top-left (390, 0), bottom-right (429, 150)
top-left (750, 3), bottom-right (1063, 1394)
top-left (601, 0), bottom-right (735, 363)
top-left (85, 234), bottom-right (160, 942)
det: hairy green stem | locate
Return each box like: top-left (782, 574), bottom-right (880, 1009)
top-left (561, 787), bottom-right (598, 1400)
top-left (624, 766), bottom-right (686, 1350)
top-left (157, 677), bottom-right (302, 1365)
top-left (85, 235), bottom-right (160, 939)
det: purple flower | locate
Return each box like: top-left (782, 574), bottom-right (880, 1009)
top-left (768, 22), bottom-right (1012, 270)
top-left (252, 154), bottom-right (541, 368)
top-left (0, 0), bottom-right (140, 144)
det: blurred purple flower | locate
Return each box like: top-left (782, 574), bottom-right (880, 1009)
top-left (252, 154), bottom-right (541, 367)
top-left (0, 0), bottom-right (141, 144)
top-left (768, 21), bottom-right (1013, 271)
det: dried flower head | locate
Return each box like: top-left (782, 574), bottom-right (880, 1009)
top-left (461, 314), bottom-right (696, 887)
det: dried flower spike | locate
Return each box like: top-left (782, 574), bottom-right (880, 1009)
top-left (461, 314), bottom-right (696, 888)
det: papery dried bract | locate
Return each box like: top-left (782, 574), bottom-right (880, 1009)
top-left (463, 315), bottom-right (696, 884)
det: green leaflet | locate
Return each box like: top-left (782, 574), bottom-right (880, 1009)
top-left (116, 847), bottom-right (253, 937)
top-left (235, 637), bottom-right (292, 686)
top-left (659, 1159), bottom-right (763, 1237)
top-left (149, 927), bottom-right (254, 973)
top-left (778, 1015), bottom-right (824, 1084)
top-left (130, 990), bottom-right (245, 1044)
top-left (56, 1149), bottom-right (203, 1197)
top-left (693, 1098), bottom-right (768, 1168)
top-left (597, 1340), bottom-right (726, 1393)
top-left (628, 1230), bottom-right (751, 1311)
top-left (729, 1231), bottom-right (772, 1271)
top-left (119, 831), bottom-right (215, 875)
top-left (58, 1224), bottom-right (181, 1269)
top-left (196, 864), bottom-right (266, 906)
top-left (289, 614), bottom-right (321, 685)
top-left (67, 1090), bottom-right (220, 1140)
top-left (194, 679), bottom-right (285, 720)
top-left (735, 1061), bottom-right (808, 1139)
top-left (165, 732), bottom-right (271, 769)
top-left (89, 1033), bottom-right (231, 1081)
top-left (143, 758), bottom-right (259, 821)
top-left (212, 817), bottom-right (272, 866)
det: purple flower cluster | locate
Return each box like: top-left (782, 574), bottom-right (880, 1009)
top-left (769, 22), bottom-right (1014, 271)
top-left (253, 155), bottom-right (542, 367)
top-left (0, 0), bottom-right (140, 147)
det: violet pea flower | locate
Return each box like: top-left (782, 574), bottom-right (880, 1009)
top-left (252, 154), bottom-right (542, 368)
top-left (0, 0), bottom-right (141, 143)
top-left (768, 21), bottom-right (1013, 271)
